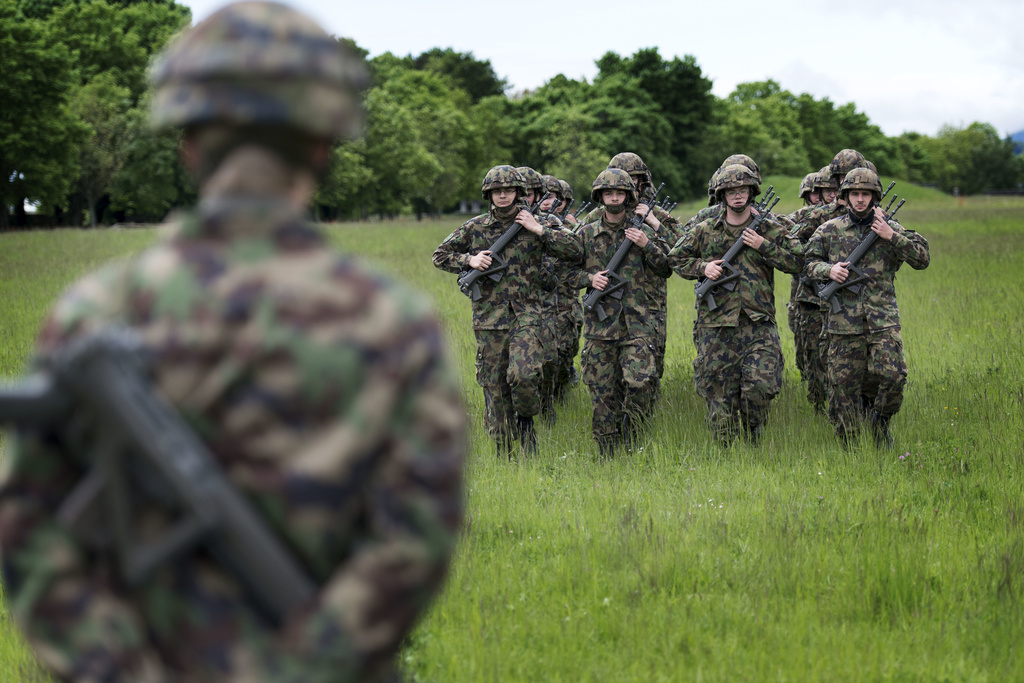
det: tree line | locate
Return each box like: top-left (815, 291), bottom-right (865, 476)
top-left (3, 0), bottom-right (1023, 228)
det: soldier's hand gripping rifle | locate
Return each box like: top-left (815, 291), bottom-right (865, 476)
top-left (693, 195), bottom-right (781, 311)
top-left (581, 183), bottom-right (665, 322)
top-left (0, 330), bottom-right (317, 627)
top-left (816, 194), bottom-right (905, 313)
top-left (456, 192), bottom-right (551, 301)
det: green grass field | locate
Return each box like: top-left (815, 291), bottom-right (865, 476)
top-left (2, 181), bottom-right (1023, 681)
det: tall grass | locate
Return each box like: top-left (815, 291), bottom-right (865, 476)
top-left (1, 188), bottom-right (1023, 681)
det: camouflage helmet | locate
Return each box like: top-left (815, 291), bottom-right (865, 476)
top-left (481, 165), bottom-right (526, 200)
top-left (149, 1), bottom-right (369, 138)
top-left (812, 164), bottom-right (838, 192)
top-left (829, 149), bottom-right (868, 183)
top-left (540, 174), bottom-right (564, 200)
top-left (591, 168), bottom-right (638, 205)
top-left (558, 179), bottom-right (574, 203)
top-left (516, 166), bottom-right (544, 192)
top-left (798, 172), bottom-right (816, 200)
top-left (608, 152), bottom-right (652, 186)
top-left (714, 163), bottom-right (761, 202)
top-left (864, 159), bottom-right (878, 175)
top-left (721, 154), bottom-right (761, 183)
top-left (706, 168), bottom-right (722, 206)
top-left (839, 167), bottom-right (883, 201)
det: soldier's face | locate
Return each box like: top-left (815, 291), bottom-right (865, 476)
top-left (524, 189), bottom-right (537, 205)
top-left (809, 190), bottom-right (821, 204)
top-left (540, 195), bottom-right (558, 211)
top-left (821, 188), bottom-right (838, 204)
top-left (848, 189), bottom-right (874, 213)
top-left (492, 187), bottom-right (517, 208)
top-left (724, 186), bottom-right (749, 209)
top-left (602, 189), bottom-right (627, 206)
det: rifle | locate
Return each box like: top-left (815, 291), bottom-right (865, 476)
top-left (0, 330), bottom-right (317, 626)
top-left (693, 195), bottom-right (782, 311)
top-left (573, 201), bottom-right (592, 218)
top-left (581, 183), bottom-right (665, 321)
top-left (816, 195), bottom-right (906, 313)
top-left (456, 192), bottom-right (551, 301)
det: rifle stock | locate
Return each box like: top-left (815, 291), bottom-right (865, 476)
top-left (816, 197), bottom-right (906, 312)
top-left (456, 192), bottom-right (551, 301)
top-left (693, 195), bottom-right (781, 311)
top-left (0, 331), bottom-right (317, 626)
top-left (581, 183), bottom-right (665, 321)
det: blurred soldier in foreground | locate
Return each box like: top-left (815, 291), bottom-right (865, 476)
top-left (433, 166), bottom-right (579, 456)
top-left (0, 3), bottom-right (466, 681)
top-left (803, 168), bottom-right (929, 446)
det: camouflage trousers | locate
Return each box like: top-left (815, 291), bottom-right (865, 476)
top-left (553, 302), bottom-right (583, 396)
top-left (826, 328), bottom-right (907, 438)
top-left (581, 336), bottom-right (658, 449)
top-left (693, 316), bottom-right (784, 442)
top-left (652, 308), bottom-right (668, 384)
top-left (538, 307), bottom-right (560, 416)
top-left (475, 324), bottom-right (545, 440)
top-left (793, 302), bottom-right (828, 411)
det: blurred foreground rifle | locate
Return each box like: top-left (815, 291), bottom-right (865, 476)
top-left (0, 330), bottom-right (316, 626)
top-left (582, 183), bottom-right (665, 321)
top-left (456, 192), bottom-right (551, 301)
top-left (816, 194), bottom-right (905, 313)
top-left (693, 194), bottom-right (781, 311)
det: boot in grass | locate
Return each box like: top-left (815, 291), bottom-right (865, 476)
top-left (871, 411), bottom-right (894, 449)
top-left (517, 414), bottom-right (537, 455)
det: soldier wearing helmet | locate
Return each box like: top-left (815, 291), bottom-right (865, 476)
top-left (534, 173), bottom-right (570, 424)
top-left (787, 150), bottom-right (874, 413)
top-left (668, 164), bottom-right (802, 446)
top-left (433, 164), bottom-right (580, 456)
top-left (600, 152), bottom-right (683, 393)
top-left (679, 153), bottom-right (766, 239)
top-left (798, 172), bottom-right (820, 207)
top-left (548, 178), bottom-right (586, 403)
top-left (569, 168), bottom-right (671, 455)
top-left (0, 3), bottom-right (467, 680)
top-left (804, 168), bottom-right (930, 446)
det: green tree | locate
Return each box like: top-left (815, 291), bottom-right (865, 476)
top-left (413, 47), bottom-right (507, 103)
top-left (922, 123), bottom-right (1021, 194)
top-left (1, 0), bottom-right (84, 228)
top-left (595, 48), bottom-right (713, 197)
top-left (69, 71), bottom-right (132, 226)
top-left (314, 139), bottom-right (373, 221)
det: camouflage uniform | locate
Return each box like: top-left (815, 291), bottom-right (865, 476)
top-left (804, 169), bottom-right (930, 443)
top-left (0, 4), bottom-right (466, 682)
top-left (605, 153), bottom-right (683, 388)
top-left (573, 169), bottom-right (671, 454)
top-left (432, 169), bottom-right (580, 454)
top-left (551, 179), bottom-right (584, 401)
top-left (537, 174), bottom-right (568, 422)
top-left (669, 165), bottom-right (802, 443)
top-left (785, 167), bottom-right (839, 411)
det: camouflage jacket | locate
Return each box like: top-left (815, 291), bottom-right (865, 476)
top-left (669, 212), bottom-right (801, 328)
top-left (432, 203), bottom-right (580, 330)
top-left (581, 203), bottom-right (680, 313)
top-left (570, 212), bottom-right (672, 341)
top-left (788, 200), bottom-right (846, 305)
top-left (0, 197), bottom-right (466, 683)
top-left (804, 211), bottom-right (930, 334)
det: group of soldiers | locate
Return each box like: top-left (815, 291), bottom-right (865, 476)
top-left (434, 148), bottom-right (931, 456)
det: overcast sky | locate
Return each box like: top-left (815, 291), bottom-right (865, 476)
top-left (184, 0), bottom-right (1024, 139)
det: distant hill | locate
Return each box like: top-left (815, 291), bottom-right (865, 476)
top-left (1013, 129), bottom-right (1024, 154)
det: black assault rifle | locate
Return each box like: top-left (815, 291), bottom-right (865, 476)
top-left (573, 201), bottom-right (592, 218)
top-left (581, 183), bottom-right (665, 321)
top-left (0, 330), bottom-right (317, 626)
top-left (456, 192), bottom-right (551, 301)
top-left (816, 194), bottom-right (905, 313)
top-left (693, 194), bottom-right (781, 311)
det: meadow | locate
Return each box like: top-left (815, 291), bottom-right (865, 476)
top-left (1, 179), bottom-right (1023, 681)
